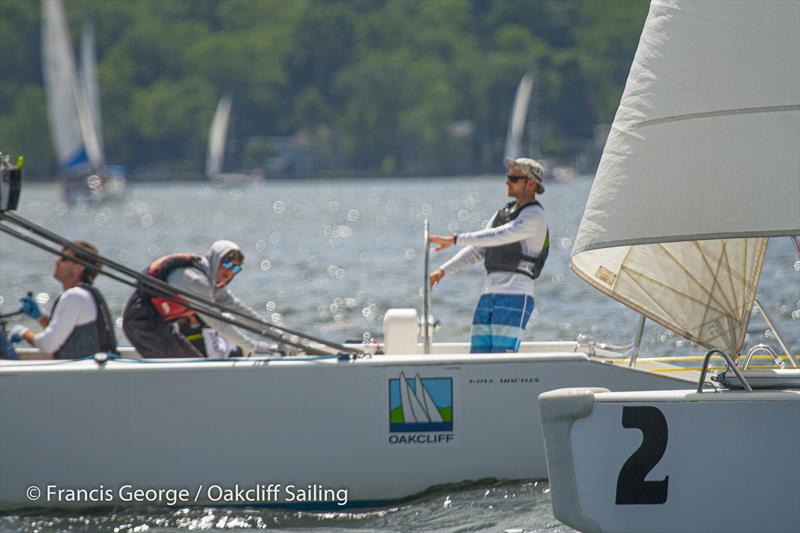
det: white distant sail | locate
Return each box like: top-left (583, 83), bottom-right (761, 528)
top-left (80, 20), bottom-right (103, 158)
top-left (41, 0), bottom-right (102, 173)
top-left (571, 0), bottom-right (800, 355)
top-left (206, 94), bottom-right (233, 178)
top-left (504, 71), bottom-right (534, 161)
top-left (415, 374), bottom-right (443, 423)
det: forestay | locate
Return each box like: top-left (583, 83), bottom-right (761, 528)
top-left (571, 0), bottom-right (800, 355)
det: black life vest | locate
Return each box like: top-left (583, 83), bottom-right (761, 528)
top-left (145, 253), bottom-right (203, 322)
top-left (484, 200), bottom-right (549, 280)
top-left (52, 283), bottom-right (118, 359)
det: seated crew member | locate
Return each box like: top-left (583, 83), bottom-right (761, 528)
top-left (122, 240), bottom-right (282, 358)
top-left (8, 240), bottom-right (117, 358)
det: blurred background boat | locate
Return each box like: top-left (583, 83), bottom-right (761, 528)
top-left (206, 94), bottom-right (265, 186)
top-left (41, 0), bottom-right (126, 205)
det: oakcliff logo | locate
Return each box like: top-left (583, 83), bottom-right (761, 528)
top-left (388, 373), bottom-right (453, 445)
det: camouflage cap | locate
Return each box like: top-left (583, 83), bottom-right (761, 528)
top-left (506, 157), bottom-right (545, 193)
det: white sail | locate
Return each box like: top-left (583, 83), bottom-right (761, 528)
top-left (571, 0), bottom-right (800, 355)
top-left (415, 374), bottom-right (444, 423)
top-left (504, 71), bottom-right (534, 160)
top-left (206, 94), bottom-right (233, 178)
top-left (41, 0), bottom-right (84, 171)
top-left (80, 20), bottom-right (103, 158)
top-left (41, 0), bottom-right (102, 173)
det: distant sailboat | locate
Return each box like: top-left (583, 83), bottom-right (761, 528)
top-left (79, 21), bottom-right (102, 158)
top-left (41, 0), bottom-right (126, 204)
top-left (206, 94), bottom-right (233, 179)
top-left (504, 68), bottom-right (574, 182)
top-left (503, 71), bottom-right (534, 162)
top-left (206, 95), bottom-right (264, 185)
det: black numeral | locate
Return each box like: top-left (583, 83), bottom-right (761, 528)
top-left (615, 405), bottom-right (669, 505)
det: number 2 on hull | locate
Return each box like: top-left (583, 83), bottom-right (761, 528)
top-left (615, 405), bottom-right (669, 505)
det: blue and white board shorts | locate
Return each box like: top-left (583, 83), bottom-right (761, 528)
top-left (470, 293), bottom-right (534, 353)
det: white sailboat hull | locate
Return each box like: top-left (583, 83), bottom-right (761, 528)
top-left (540, 387), bottom-right (800, 533)
top-left (0, 344), bottom-right (694, 510)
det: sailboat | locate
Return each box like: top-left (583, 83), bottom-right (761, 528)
top-left (206, 95), bottom-right (264, 185)
top-left (41, 0), bottom-right (126, 204)
top-left (0, 212), bottom-right (710, 510)
top-left (538, 1), bottom-right (800, 532)
top-left (504, 70), bottom-right (534, 161)
top-left (1, 0), bottom-right (794, 507)
top-left (504, 68), bottom-right (573, 183)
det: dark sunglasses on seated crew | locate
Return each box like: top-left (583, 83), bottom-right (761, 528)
top-left (506, 174), bottom-right (529, 183)
top-left (222, 260), bottom-right (242, 274)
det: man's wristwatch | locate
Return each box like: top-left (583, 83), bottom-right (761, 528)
top-left (451, 233), bottom-right (458, 245)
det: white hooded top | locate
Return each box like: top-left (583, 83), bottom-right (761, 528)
top-left (165, 240), bottom-right (271, 356)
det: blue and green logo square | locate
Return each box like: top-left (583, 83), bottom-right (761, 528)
top-left (389, 373), bottom-right (453, 432)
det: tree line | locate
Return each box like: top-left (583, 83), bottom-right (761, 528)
top-left (0, 0), bottom-right (649, 178)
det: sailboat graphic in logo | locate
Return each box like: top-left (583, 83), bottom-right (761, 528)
top-left (389, 372), bottom-right (453, 432)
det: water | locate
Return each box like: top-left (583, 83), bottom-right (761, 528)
top-left (1, 176), bottom-right (797, 532)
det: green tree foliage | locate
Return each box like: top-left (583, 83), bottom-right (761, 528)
top-left (0, 0), bottom-right (649, 177)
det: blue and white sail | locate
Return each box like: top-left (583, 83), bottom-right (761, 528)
top-left (80, 20), bottom-right (103, 158)
top-left (41, 0), bottom-right (102, 175)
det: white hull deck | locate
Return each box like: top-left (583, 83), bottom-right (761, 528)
top-left (540, 387), bottom-right (800, 533)
top-left (0, 341), bottom-right (696, 510)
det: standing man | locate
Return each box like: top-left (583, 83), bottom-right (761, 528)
top-left (122, 240), bottom-right (281, 358)
top-left (429, 157), bottom-right (549, 353)
top-left (9, 240), bottom-right (117, 358)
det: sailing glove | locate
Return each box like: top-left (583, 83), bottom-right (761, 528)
top-left (19, 295), bottom-right (42, 319)
top-left (8, 324), bottom-right (29, 343)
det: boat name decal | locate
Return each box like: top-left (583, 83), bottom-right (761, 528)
top-left (468, 377), bottom-right (539, 385)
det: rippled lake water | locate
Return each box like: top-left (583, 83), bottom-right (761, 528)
top-left (1, 176), bottom-right (797, 532)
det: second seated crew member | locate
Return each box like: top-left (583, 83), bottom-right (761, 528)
top-left (429, 157), bottom-right (549, 353)
top-left (122, 240), bottom-right (283, 358)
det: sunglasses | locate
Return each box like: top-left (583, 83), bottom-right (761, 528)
top-left (506, 175), bottom-right (528, 183)
top-left (222, 260), bottom-right (242, 274)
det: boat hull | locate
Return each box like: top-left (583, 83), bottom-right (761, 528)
top-left (539, 387), bottom-right (800, 533)
top-left (0, 350), bottom-right (692, 509)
